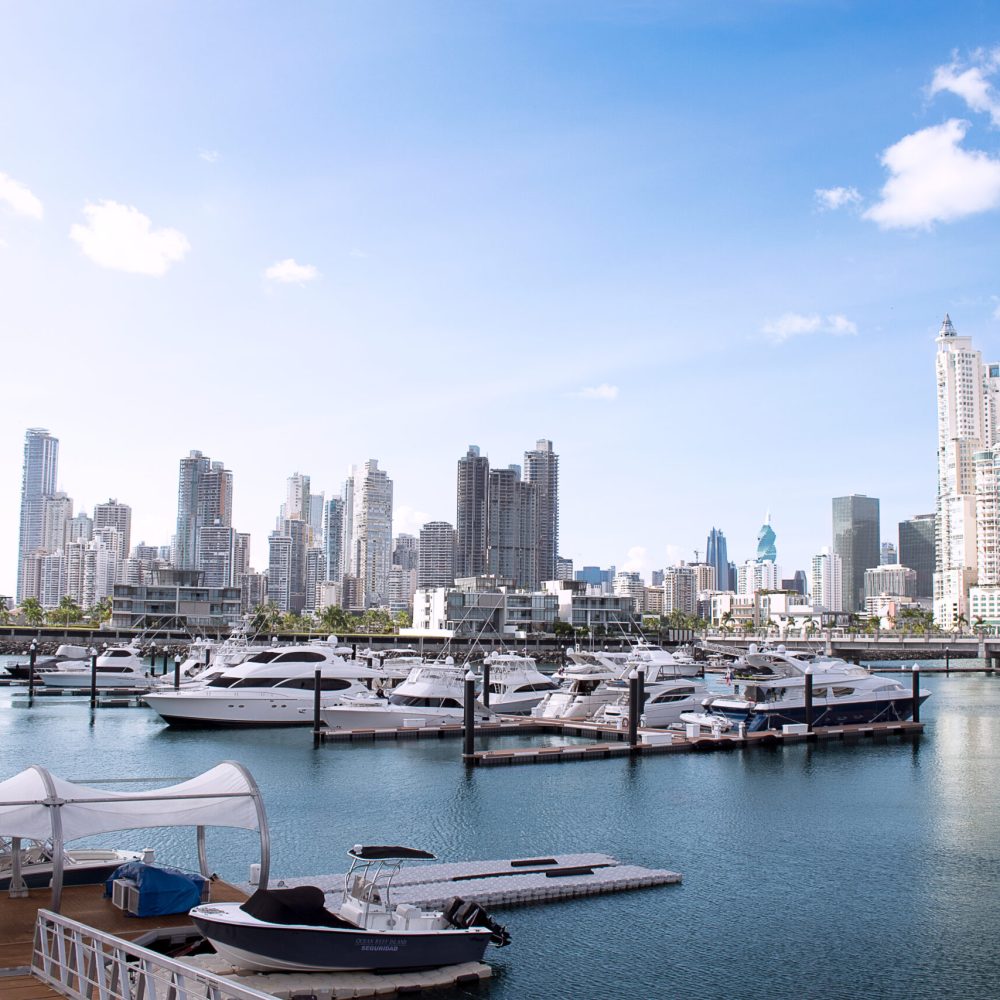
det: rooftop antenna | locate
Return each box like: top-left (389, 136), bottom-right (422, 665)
top-left (693, 549), bottom-right (700, 563)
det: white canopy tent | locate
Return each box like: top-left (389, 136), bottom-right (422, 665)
top-left (0, 760), bottom-right (269, 910)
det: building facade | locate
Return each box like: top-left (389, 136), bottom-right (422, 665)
top-left (16, 427), bottom-right (59, 603)
top-left (899, 514), bottom-right (935, 600)
top-left (832, 494), bottom-right (880, 612)
top-left (418, 521), bottom-right (456, 589)
top-left (456, 445), bottom-right (489, 577)
top-left (523, 439), bottom-right (559, 584)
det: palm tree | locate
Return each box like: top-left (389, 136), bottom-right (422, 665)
top-left (394, 609), bottom-right (412, 630)
top-left (52, 595), bottom-right (82, 628)
top-left (20, 598), bottom-right (44, 627)
top-left (953, 613), bottom-right (968, 636)
top-left (88, 597), bottom-right (112, 625)
top-left (720, 611), bottom-right (734, 636)
top-left (318, 604), bottom-right (350, 634)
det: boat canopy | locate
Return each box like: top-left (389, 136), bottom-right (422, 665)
top-left (348, 845), bottom-right (435, 861)
top-left (0, 760), bottom-right (269, 910)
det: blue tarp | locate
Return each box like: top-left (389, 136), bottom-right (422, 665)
top-left (104, 862), bottom-right (207, 917)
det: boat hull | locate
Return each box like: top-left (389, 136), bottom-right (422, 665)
top-left (713, 694), bottom-right (930, 731)
top-left (143, 692), bottom-right (320, 727)
top-left (191, 912), bottom-right (491, 972)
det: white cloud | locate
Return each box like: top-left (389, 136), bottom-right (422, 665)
top-left (815, 186), bottom-right (862, 211)
top-left (761, 312), bottom-right (858, 345)
top-left (198, 149), bottom-right (221, 163)
top-left (863, 119), bottom-right (1000, 229)
top-left (69, 200), bottom-right (190, 275)
top-left (572, 383), bottom-right (619, 401)
top-left (264, 258), bottom-right (319, 284)
top-left (994, 302), bottom-right (1000, 320)
top-left (348, 248), bottom-right (369, 259)
top-left (0, 171), bottom-right (43, 219)
top-left (622, 546), bottom-right (649, 575)
top-left (929, 48), bottom-right (1000, 126)
top-left (394, 505), bottom-right (431, 537)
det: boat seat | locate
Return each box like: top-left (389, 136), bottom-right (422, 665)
top-left (240, 885), bottom-right (358, 928)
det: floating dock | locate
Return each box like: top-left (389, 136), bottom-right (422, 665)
top-left (184, 953), bottom-right (492, 999)
top-left (264, 852), bottom-right (681, 908)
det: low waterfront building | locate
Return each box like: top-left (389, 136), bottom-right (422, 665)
top-left (111, 569), bottom-right (242, 629)
top-left (544, 580), bottom-right (637, 632)
top-left (864, 564), bottom-right (917, 603)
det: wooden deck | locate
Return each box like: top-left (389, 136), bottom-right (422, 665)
top-left (0, 973), bottom-right (62, 998)
top-left (0, 879), bottom-right (248, 972)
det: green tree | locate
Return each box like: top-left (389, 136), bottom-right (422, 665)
top-left (88, 597), bottom-right (112, 625)
top-left (719, 611), bottom-right (734, 635)
top-left (20, 598), bottom-right (44, 627)
top-left (318, 605), bottom-right (351, 634)
top-left (51, 595), bottom-right (83, 628)
top-left (394, 609), bottom-right (412, 630)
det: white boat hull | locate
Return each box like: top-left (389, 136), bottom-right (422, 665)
top-left (143, 690), bottom-right (327, 726)
top-left (42, 672), bottom-right (155, 690)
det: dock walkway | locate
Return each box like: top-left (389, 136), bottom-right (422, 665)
top-left (267, 852), bottom-right (681, 909)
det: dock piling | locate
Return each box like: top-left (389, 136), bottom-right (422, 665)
top-left (463, 670), bottom-right (476, 760)
top-left (313, 668), bottom-right (322, 742)
top-left (27, 642), bottom-right (36, 704)
top-left (162, 652), bottom-right (169, 674)
top-left (912, 665), bottom-right (921, 724)
top-left (628, 670), bottom-right (639, 748)
top-left (482, 659), bottom-right (491, 708)
top-left (173, 654), bottom-right (182, 690)
top-left (89, 650), bottom-right (98, 708)
top-left (804, 668), bottom-right (813, 731)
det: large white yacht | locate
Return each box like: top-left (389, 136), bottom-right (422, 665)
top-left (594, 675), bottom-right (709, 728)
top-left (142, 641), bottom-right (380, 727)
top-left (530, 661), bottom-right (621, 720)
top-left (697, 647), bottom-right (931, 731)
top-left (41, 645), bottom-right (156, 691)
top-left (481, 652), bottom-right (559, 714)
top-left (321, 661), bottom-right (493, 730)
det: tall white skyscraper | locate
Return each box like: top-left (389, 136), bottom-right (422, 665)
top-left (811, 548), bottom-right (843, 612)
top-left (346, 460), bottom-right (393, 607)
top-left (17, 427), bottom-right (59, 603)
top-left (934, 315), bottom-right (1000, 626)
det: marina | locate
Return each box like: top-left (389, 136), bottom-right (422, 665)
top-left (1, 659), bottom-right (998, 997)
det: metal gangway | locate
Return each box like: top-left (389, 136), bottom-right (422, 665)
top-left (31, 909), bottom-right (275, 1000)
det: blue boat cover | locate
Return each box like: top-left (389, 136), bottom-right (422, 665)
top-left (104, 862), bottom-right (207, 917)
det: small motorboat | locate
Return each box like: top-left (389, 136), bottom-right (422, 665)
top-left (190, 845), bottom-right (510, 972)
top-left (0, 837), bottom-right (147, 891)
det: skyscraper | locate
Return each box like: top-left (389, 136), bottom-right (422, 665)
top-left (705, 528), bottom-right (729, 593)
top-left (456, 445), bottom-right (489, 577)
top-left (934, 315), bottom-right (999, 625)
top-left (323, 497), bottom-right (344, 586)
top-left (756, 514), bottom-right (777, 563)
top-left (899, 514), bottom-right (935, 600)
top-left (418, 521), bottom-right (457, 589)
top-left (832, 495), bottom-right (880, 612)
top-left (487, 466), bottom-right (537, 588)
top-left (172, 451), bottom-right (233, 570)
top-left (93, 499), bottom-right (132, 561)
top-left (811, 548), bottom-right (843, 612)
top-left (347, 460), bottom-right (393, 607)
top-left (16, 427), bottom-right (59, 603)
top-left (523, 439), bottom-right (559, 585)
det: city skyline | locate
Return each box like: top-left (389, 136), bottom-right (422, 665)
top-left (4, 4), bottom-right (998, 596)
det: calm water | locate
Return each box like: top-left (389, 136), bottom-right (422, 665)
top-left (2, 662), bottom-right (999, 999)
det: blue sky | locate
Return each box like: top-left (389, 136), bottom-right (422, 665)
top-left (3, 1), bottom-right (1000, 595)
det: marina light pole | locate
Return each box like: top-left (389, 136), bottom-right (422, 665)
top-left (463, 670), bottom-right (477, 762)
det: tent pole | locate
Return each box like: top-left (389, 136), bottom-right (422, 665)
top-left (228, 760), bottom-right (269, 889)
top-left (32, 766), bottom-right (64, 912)
top-left (197, 826), bottom-right (209, 877)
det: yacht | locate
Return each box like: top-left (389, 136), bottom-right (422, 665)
top-left (142, 641), bottom-right (380, 727)
top-left (481, 651), bottom-right (559, 714)
top-left (530, 661), bottom-right (621, 720)
top-left (41, 644), bottom-right (156, 691)
top-left (321, 661), bottom-right (493, 729)
top-left (594, 676), bottom-right (709, 728)
top-left (697, 647), bottom-right (931, 731)
top-left (3, 643), bottom-right (91, 680)
top-left (190, 845), bottom-right (509, 973)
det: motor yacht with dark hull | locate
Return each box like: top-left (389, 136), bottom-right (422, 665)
top-left (143, 643), bottom-right (380, 727)
top-left (699, 648), bottom-right (930, 732)
top-left (190, 846), bottom-right (510, 973)
top-left (3, 644), bottom-right (91, 680)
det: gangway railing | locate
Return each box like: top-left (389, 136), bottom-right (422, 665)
top-left (31, 908), bottom-right (275, 1000)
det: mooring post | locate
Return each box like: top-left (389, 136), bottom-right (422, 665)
top-left (149, 644), bottom-right (157, 673)
top-left (628, 669), bottom-right (639, 748)
top-left (945, 648), bottom-right (950, 674)
top-left (204, 645), bottom-right (211, 667)
top-left (637, 667), bottom-right (646, 729)
top-left (463, 670), bottom-right (477, 761)
top-left (89, 649), bottom-right (98, 708)
top-left (482, 658), bottom-right (491, 709)
top-left (804, 667), bottom-right (814, 731)
top-left (313, 668), bottom-right (322, 742)
top-left (27, 642), bottom-right (36, 704)
top-left (912, 664), bottom-right (921, 724)
top-left (162, 652), bottom-right (169, 675)
top-left (174, 654), bottom-right (182, 690)
top-left (352, 642), bottom-right (357, 661)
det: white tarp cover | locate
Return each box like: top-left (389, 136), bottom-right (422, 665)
top-left (0, 761), bottom-right (261, 842)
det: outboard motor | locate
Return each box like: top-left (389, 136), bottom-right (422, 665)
top-left (442, 896), bottom-right (511, 947)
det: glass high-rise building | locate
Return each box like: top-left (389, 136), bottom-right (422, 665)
top-left (706, 528), bottom-right (729, 592)
top-left (899, 514), bottom-right (935, 599)
top-left (17, 427), bottom-right (59, 603)
top-left (832, 495), bottom-right (880, 612)
top-left (523, 439), bottom-right (559, 585)
top-left (456, 445), bottom-right (489, 578)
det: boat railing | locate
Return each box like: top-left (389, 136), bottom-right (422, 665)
top-left (31, 908), bottom-right (275, 1000)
